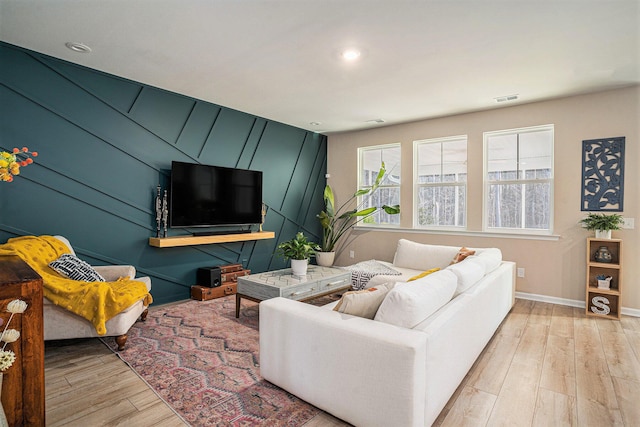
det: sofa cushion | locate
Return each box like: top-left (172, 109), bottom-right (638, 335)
top-left (49, 254), bottom-right (105, 282)
top-left (333, 282), bottom-right (396, 319)
top-left (446, 257), bottom-right (485, 295)
top-left (470, 248), bottom-right (503, 273)
top-left (374, 270), bottom-right (457, 328)
top-left (392, 239), bottom-right (460, 270)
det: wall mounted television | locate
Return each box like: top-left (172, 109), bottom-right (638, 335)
top-left (169, 161), bottom-right (263, 232)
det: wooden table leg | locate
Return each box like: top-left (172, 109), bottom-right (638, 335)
top-left (235, 293), bottom-right (241, 318)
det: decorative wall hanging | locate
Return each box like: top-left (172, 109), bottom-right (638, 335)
top-left (581, 136), bottom-right (625, 211)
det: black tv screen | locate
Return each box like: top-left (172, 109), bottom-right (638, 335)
top-left (170, 161), bottom-right (263, 228)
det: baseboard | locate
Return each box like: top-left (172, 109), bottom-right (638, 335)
top-left (515, 291), bottom-right (640, 318)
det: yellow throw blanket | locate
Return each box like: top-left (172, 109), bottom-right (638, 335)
top-left (0, 235), bottom-right (152, 335)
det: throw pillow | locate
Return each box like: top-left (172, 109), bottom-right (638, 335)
top-left (450, 247), bottom-right (475, 264)
top-left (407, 267), bottom-right (440, 281)
top-left (333, 282), bottom-right (396, 319)
top-left (49, 253), bottom-right (106, 282)
top-left (341, 260), bottom-right (401, 290)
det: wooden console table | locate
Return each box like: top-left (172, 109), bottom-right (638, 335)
top-left (0, 256), bottom-right (45, 426)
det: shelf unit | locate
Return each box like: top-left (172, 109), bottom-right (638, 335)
top-left (148, 231), bottom-right (275, 248)
top-left (585, 238), bottom-right (622, 319)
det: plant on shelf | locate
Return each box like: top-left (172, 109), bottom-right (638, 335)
top-left (317, 162), bottom-right (400, 263)
top-left (579, 212), bottom-right (624, 239)
top-left (276, 232), bottom-right (319, 276)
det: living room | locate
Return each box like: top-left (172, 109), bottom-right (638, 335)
top-left (0, 1), bottom-right (638, 426)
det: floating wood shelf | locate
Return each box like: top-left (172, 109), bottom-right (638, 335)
top-left (149, 231), bottom-right (275, 248)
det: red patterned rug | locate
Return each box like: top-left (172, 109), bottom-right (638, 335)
top-left (100, 296), bottom-right (322, 426)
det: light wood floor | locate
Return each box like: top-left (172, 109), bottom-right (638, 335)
top-left (45, 299), bottom-right (640, 426)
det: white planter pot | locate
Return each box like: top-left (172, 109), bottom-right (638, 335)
top-left (315, 251), bottom-right (335, 267)
top-left (290, 259), bottom-right (308, 276)
top-left (595, 229), bottom-right (612, 239)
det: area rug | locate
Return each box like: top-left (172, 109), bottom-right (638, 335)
top-left (100, 296), bottom-right (323, 426)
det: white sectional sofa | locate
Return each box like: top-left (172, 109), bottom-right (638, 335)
top-left (260, 239), bottom-right (516, 427)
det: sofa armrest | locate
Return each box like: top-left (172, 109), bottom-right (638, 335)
top-left (93, 265), bottom-right (136, 281)
top-left (259, 297), bottom-right (428, 427)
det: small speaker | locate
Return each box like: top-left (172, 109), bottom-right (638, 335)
top-left (197, 266), bottom-right (222, 288)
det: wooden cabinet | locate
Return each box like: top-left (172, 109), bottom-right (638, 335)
top-left (0, 256), bottom-right (45, 426)
top-left (585, 238), bottom-right (622, 319)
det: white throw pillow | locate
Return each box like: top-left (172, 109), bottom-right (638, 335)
top-left (392, 239), bottom-right (460, 271)
top-left (374, 270), bottom-right (457, 328)
top-left (446, 257), bottom-right (485, 295)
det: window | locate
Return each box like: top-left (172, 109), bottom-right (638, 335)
top-left (414, 136), bottom-right (467, 228)
top-left (484, 125), bottom-right (554, 234)
top-left (357, 144), bottom-right (401, 226)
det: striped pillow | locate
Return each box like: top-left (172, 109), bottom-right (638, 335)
top-left (49, 254), bottom-right (105, 282)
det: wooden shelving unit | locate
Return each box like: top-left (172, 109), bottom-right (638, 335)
top-left (585, 238), bottom-right (622, 319)
top-left (149, 231), bottom-right (275, 248)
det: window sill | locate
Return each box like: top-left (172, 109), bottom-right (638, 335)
top-left (354, 226), bottom-right (561, 241)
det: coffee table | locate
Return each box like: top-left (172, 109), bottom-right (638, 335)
top-left (235, 266), bottom-right (351, 317)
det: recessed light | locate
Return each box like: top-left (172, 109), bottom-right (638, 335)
top-left (366, 119), bottom-right (385, 124)
top-left (309, 122), bottom-right (322, 126)
top-left (341, 49), bottom-right (361, 61)
top-left (65, 42), bottom-right (92, 53)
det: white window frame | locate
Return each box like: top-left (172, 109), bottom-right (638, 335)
top-left (483, 124), bottom-right (554, 235)
top-left (413, 135), bottom-right (468, 230)
top-left (357, 143), bottom-right (401, 228)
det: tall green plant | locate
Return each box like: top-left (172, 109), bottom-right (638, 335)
top-left (317, 162), bottom-right (400, 252)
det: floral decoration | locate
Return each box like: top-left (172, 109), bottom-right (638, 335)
top-left (0, 299), bottom-right (28, 371)
top-left (0, 147), bottom-right (38, 183)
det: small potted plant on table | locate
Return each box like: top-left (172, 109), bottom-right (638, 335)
top-left (579, 213), bottom-right (624, 239)
top-left (276, 232), bottom-right (319, 276)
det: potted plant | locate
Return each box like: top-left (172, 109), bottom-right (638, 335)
top-left (316, 162), bottom-right (400, 266)
top-left (579, 213), bottom-right (624, 239)
top-left (275, 232), bottom-right (319, 276)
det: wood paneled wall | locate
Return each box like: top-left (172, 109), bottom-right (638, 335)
top-left (0, 42), bottom-right (326, 304)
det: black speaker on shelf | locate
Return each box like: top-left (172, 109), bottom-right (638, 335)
top-left (197, 266), bottom-right (222, 288)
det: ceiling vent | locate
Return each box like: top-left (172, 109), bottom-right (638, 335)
top-left (495, 94), bottom-right (519, 103)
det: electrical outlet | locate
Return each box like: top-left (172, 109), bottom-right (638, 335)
top-left (349, 250), bottom-right (355, 258)
top-left (622, 217), bottom-right (635, 229)
top-left (517, 268), bottom-right (525, 278)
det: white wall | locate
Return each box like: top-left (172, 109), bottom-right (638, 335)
top-left (327, 86), bottom-right (639, 312)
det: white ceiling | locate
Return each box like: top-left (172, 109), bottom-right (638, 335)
top-left (1, 0), bottom-right (638, 134)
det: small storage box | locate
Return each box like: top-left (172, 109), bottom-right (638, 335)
top-left (221, 269), bottom-right (251, 282)
top-left (191, 282), bottom-right (237, 301)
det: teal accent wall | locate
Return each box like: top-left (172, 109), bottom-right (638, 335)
top-left (0, 42), bottom-right (326, 305)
